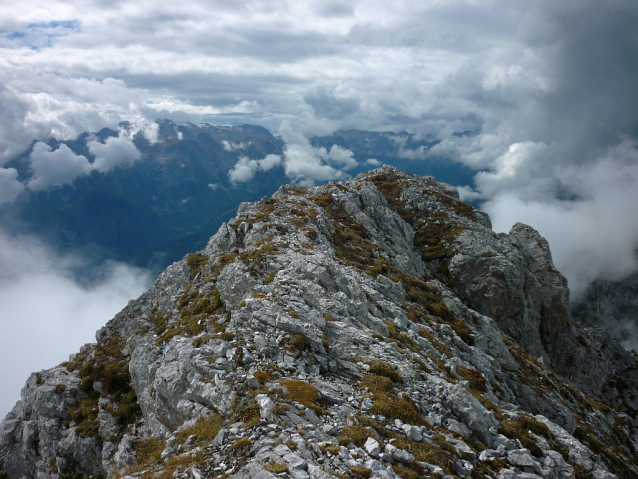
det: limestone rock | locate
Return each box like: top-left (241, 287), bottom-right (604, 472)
top-left (364, 437), bottom-right (380, 457)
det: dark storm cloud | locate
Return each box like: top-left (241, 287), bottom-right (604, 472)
top-left (543, 2), bottom-right (638, 155)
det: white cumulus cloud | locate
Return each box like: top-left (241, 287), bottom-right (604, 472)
top-left (143, 123), bottom-right (160, 144)
top-left (277, 121), bottom-right (354, 186)
top-left (259, 153), bottom-right (283, 172)
top-left (228, 154), bottom-right (282, 184)
top-left (326, 145), bottom-right (357, 170)
top-left (88, 134), bottom-right (141, 173)
top-left (24, 134), bottom-right (142, 192)
top-left (27, 142), bottom-right (92, 191)
top-left (222, 140), bottom-right (251, 151)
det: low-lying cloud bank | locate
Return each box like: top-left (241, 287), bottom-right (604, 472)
top-left (0, 230), bottom-right (152, 419)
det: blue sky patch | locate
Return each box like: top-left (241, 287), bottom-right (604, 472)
top-left (0, 20), bottom-right (80, 50)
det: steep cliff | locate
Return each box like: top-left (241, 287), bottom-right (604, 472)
top-left (2, 166), bottom-right (638, 479)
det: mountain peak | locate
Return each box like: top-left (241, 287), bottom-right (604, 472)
top-left (2, 167), bottom-right (638, 479)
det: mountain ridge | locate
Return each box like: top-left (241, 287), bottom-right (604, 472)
top-left (2, 166), bottom-right (637, 479)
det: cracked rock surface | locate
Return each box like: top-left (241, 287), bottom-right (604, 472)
top-left (2, 166), bottom-right (638, 479)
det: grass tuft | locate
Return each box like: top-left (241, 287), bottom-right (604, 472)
top-left (360, 374), bottom-right (394, 393)
top-left (228, 437), bottom-right (253, 451)
top-left (337, 426), bottom-right (374, 448)
top-left (265, 462), bottom-right (288, 473)
top-left (369, 360), bottom-right (403, 383)
top-left (280, 379), bottom-right (325, 415)
top-left (349, 465), bottom-right (372, 478)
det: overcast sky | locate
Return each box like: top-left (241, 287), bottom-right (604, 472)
top-left (1, 0), bottom-right (638, 416)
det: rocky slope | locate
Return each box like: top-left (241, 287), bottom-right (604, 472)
top-left (2, 166), bottom-right (638, 479)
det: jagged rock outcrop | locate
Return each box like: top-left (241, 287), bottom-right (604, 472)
top-left (2, 166), bottom-right (638, 479)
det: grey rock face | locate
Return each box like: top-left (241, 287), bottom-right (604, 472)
top-left (1, 166), bottom-right (637, 479)
top-left (114, 434), bottom-right (137, 471)
top-left (450, 222), bottom-right (573, 369)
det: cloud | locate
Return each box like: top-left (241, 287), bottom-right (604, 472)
top-left (228, 154), bottom-right (282, 184)
top-left (143, 123), bottom-right (160, 144)
top-left (222, 140), bottom-right (251, 151)
top-left (304, 81), bottom-right (361, 120)
top-left (27, 142), bottom-right (92, 191)
top-left (388, 135), bottom-right (432, 160)
top-left (456, 185), bottom-right (482, 203)
top-left (366, 158), bottom-right (381, 167)
top-left (21, 131), bottom-right (142, 193)
top-left (0, 229), bottom-right (151, 418)
top-left (228, 157), bottom-right (258, 184)
top-left (0, 82), bottom-right (70, 166)
top-left (0, 75), bottom-right (158, 166)
top-left (0, 20), bottom-right (80, 50)
top-left (315, 0), bottom-right (355, 18)
top-left (278, 121), bottom-right (352, 186)
top-left (473, 141), bottom-right (550, 199)
top-left (326, 145), bottom-right (357, 170)
top-left (259, 153), bottom-right (282, 172)
top-left (0, 168), bottom-right (25, 204)
top-left (88, 134), bottom-right (141, 173)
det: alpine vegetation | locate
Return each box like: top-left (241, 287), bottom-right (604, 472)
top-left (2, 166), bottom-right (638, 479)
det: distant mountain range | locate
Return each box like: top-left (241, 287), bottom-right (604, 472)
top-left (1, 120), bottom-right (476, 274)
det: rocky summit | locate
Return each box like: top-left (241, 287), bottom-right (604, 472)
top-left (2, 166), bottom-right (638, 479)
